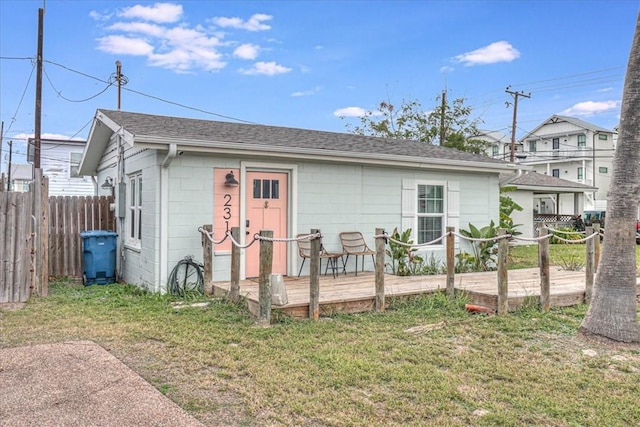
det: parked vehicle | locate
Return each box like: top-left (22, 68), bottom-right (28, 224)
top-left (583, 210), bottom-right (640, 244)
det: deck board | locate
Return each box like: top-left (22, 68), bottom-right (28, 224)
top-left (209, 268), bottom-right (640, 319)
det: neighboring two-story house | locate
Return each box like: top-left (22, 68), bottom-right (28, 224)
top-left (474, 129), bottom-right (523, 161)
top-left (515, 115), bottom-right (616, 212)
top-left (28, 138), bottom-right (95, 196)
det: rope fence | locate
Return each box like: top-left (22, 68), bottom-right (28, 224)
top-left (197, 224), bottom-right (603, 324)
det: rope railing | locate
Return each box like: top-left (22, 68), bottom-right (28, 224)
top-left (198, 222), bottom-right (602, 323)
top-left (199, 225), bottom-right (600, 251)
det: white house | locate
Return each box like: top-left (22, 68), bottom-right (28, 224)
top-left (5, 163), bottom-right (33, 192)
top-left (28, 138), bottom-right (95, 196)
top-left (516, 115), bottom-right (616, 212)
top-left (474, 129), bottom-right (523, 161)
top-left (500, 171), bottom-right (597, 240)
top-left (79, 109), bottom-right (520, 292)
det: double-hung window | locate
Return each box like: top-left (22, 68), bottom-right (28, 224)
top-left (416, 183), bottom-right (444, 244)
top-left (577, 134), bottom-right (586, 147)
top-left (528, 140), bottom-right (537, 153)
top-left (577, 167), bottom-right (584, 180)
top-left (69, 153), bottom-right (82, 178)
top-left (128, 173), bottom-right (142, 245)
top-left (492, 145), bottom-right (499, 157)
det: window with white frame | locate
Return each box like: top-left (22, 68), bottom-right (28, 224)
top-left (598, 134), bottom-right (608, 140)
top-left (416, 183), bottom-right (444, 244)
top-left (528, 140), bottom-right (537, 152)
top-left (492, 145), bottom-right (499, 157)
top-left (552, 169), bottom-right (560, 178)
top-left (128, 173), bottom-right (142, 244)
top-left (577, 134), bottom-right (586, 147)
top-left (69, 152), bottom-right (82, 178)
top-left (577, 167), bottom-right (584, 180)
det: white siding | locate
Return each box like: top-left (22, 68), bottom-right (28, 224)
top-left (42, 142), bottom-right (95, 196)
top-left (117, 150), bottom-right (502, 289)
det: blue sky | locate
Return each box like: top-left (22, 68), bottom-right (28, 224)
top-left (1, 0), bottom-right (638, 171)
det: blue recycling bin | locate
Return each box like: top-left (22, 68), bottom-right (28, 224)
top-left (80, 230), bottom-right (117, 285)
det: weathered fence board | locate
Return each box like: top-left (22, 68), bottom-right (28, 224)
top-left (0, 191), bottom-right (34, 303)
top-left (47, 195), bottom-right (115, 278)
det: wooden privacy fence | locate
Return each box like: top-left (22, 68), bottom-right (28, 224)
top-left (0, 192), bottom-right (34, 303)
top-left (48, 195), bottom-right (115, 278)
top-left (0, 170), bottom-right (48, 303)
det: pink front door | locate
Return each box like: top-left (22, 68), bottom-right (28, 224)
top-left (245, 172), bottom-right (288, 277)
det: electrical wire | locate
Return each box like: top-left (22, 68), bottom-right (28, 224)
top-left (167, 256), bottom-right (204, 296)
top-left (43, 65), bottom-right (113, 103)
top-left (2, 61), bottom-right (36, 140)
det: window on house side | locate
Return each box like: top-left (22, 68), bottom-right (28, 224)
top-left (599, 166), bottom-right (608, 173)
top-left (416, 184), bottom-right (444, 244)
top-left (528, 141), bottom-right (537, 152)
top-left (598, 134), bottom-right (608, 140)
top-left (578, 167), bottom-right (584, 180)
top-left (492, 145), bottom-right (499, 157)
top-left (552, 138), bottom-right (560, 149)
top-left (552, 169), bottom-right (560, 178)
top-left (577, 134), bottom-right (586, 147)
top-left (128, 173), bottom-right (142, 244)
top-left (69, 152), bottom-right (82, 178)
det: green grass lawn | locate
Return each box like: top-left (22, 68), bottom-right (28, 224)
top-left (1, 245), bottom-right (640, 426)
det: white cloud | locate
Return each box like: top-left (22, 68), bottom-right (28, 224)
top-left (89, 10), bottom-right (112, 21)
top-left (560, 100), bottom-right (619, 116)
top-left (211, 13), bottom-right (272, 31)
top-left (15, 132), bottom-right (83, 141)
top-left (233, 43), bottom-right (259, 60)
top-left (118, 3), bottom-right (183, 23)
top-left (240, 61), bottom-right (291, 75)
top-left (597, 87), bottom-right (613, 93)
top-left (333, 107), bottom-right (382, 118)
top-left (107, 22), bottom-right (166, 37)
top-left (440, 65), bottom-right (454, 73)
top-left (454, 41), bottom-right (520, 66)
top-left (291, 86), bottom-right (322, 97)
top-left (97, 35), bottom-right (155, 55)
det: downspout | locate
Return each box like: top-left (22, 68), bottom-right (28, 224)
top-left (159, 143), bottom-right (177, 292)
top-left (592, 131), bottom-right (598, 205)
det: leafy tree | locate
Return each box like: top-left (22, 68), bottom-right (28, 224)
top-left (579, 12), bottom-right (640, 343)
top-left (343, 94), bottom-right (486, 152)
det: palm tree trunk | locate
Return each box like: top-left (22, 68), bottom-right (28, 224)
top-left (579, 11), bottom-right (640, 343)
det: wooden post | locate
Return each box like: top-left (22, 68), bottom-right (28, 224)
top-left (229, 227), bottom-right (240, 303)
top-left (593, 223), bottom-right (601, 272)
top-left (446, 226), bottom-right (455, 297)
top-left (258, 230), bottom-right (273, 325)
top-left (497, 229), bottom-right (509, 315)
top-left (309, 229), bottom-right (320, 320)
top-left (374, 228), bottom-right (385, 312)
top-left (538, 226), bottom-right (550, 312)
top-left (585, 226), bottom-right (595, 303)
top-left (40, 175), bottom-right (48, 296)
top-left (201, 224), bottom-right (213, 285)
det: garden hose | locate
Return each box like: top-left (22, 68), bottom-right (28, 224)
top-left (168, 256), bottom-right (205, 296)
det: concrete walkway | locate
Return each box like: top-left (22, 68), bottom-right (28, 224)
top-left (0, 341), bottom-right (205, 427)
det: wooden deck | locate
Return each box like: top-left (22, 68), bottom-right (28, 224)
top-left (209, 268), bottom-right (640, 319)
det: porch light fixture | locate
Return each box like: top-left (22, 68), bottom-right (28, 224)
top-left (101, 176), bottom-right (114, 189)
top-left (224, 171), bottom-right (239, 187)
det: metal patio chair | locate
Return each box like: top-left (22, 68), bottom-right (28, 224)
top-left (296, 234), bottom-right (344, 278)
top-left (339, 231), bottom-right (375, 276)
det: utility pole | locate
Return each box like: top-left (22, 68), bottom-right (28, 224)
top-left (505, 86), bottom-right (531, 163)
top-left (439, 90), bottom-right (446, 145)
top-left (34, 7), bottom-right (44, 169)
top-left (0, 121), bottom-right (4, 175)
top-left (7, 140), bottom-right (12, 191)
top-left (116, 60), bottom-right (122, 110)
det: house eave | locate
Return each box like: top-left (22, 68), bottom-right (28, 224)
top-left (134, 135), bottom-right (526, 174)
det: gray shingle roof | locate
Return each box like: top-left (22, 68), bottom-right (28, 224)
top-left (500, 171), bottom-right (596, 190)
top-left (98, 109), bottom-right (511, 166)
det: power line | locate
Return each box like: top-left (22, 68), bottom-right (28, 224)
top-left (2, 61), bottom-right (36, 140)
top-left (43, 59), bottom-right (259, 124)
top-left (43, 65), bottom-right (113, 103)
